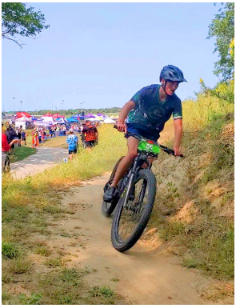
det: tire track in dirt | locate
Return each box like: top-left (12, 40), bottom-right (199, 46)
top-left (44, 174), bottom-right (232, 305)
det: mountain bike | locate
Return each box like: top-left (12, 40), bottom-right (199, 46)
top-left (102, 128), bottom-right (183, 252)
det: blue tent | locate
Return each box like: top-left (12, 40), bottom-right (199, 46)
top-left (67, 118), bottom-right (78, 122)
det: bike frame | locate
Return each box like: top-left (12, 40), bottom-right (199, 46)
top-left (118, 152), bottom-right (155, 209)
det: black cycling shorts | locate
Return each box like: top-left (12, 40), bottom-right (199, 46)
top-left (69, 149), bottom-right (77, 154)
top-left (85, 141), bottom-right (96, 148)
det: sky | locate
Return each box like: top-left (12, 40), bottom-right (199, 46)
top-left (2, 2), bottom-right (220, 112)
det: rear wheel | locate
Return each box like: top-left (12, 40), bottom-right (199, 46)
top-left (111, 169), bottom-right (156, 252)
top-left (102, 156), bottom-right (124, 217)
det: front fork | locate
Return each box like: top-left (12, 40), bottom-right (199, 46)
top-left (122, 156), bottom-right (139, 208)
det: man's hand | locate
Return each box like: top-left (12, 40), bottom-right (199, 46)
top-left (173, 147), bottom-right (182, 156)
top-left (116, 121), bottom-right (127, 133)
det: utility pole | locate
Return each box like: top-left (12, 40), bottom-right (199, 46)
top-left (12, 97), bottom-right (15, 112)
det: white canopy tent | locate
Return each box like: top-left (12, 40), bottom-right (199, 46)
top-left (40, 116), bottom-right (55, 122)
top-left (104, 118), bottom-right (116, 124)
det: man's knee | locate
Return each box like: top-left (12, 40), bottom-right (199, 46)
top-left (127, 151), bottom-right (137, 161)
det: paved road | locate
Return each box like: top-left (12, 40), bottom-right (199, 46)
top-left (10, 147), bottom-right (68, 179)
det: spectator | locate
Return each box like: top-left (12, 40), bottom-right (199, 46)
top-left (82, 120), bottom-right (98, 152)
top-left (66, 128), bottom-right (78, 160)
top-left (21, 130), bottom-right (26, 145)
top-left (5, 126), bottom-right (17, 151)
top-left (63, 125), bottom-right (67, 136)
top-left (2, 124), bottom-right (19, 169)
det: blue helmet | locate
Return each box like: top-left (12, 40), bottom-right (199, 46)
top-left (160, 65), bottom-right (187, 83)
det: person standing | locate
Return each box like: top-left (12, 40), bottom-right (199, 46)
top-left (66, 128), bottom-right (78, 160)
top-left (21, 130), bottom-right (26, 145)
top-left (82, 120), bottom-right (98, 152)
top-left (2, 124), bottom-right (19, 171)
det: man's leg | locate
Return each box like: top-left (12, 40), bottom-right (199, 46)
top-left (111, 136), bottom-right (139, 188)
top-left (104, 136), bottom-right (139, 202)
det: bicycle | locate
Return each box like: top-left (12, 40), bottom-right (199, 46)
top-left (102, 127), bottom-right (183, 252)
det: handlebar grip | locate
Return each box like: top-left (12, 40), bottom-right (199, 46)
top-left (113, 125), bottom-right (118, 129)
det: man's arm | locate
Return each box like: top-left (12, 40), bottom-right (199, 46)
top-left (117, 100), bottom-right (135, 132)
top-left (173, 119), bottom-right (183, 156)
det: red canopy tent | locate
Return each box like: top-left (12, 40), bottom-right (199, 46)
top-left (52, 113), bottom-right (65, 119)
top-left (16, 112), bottom-right (31, 118)
top-left (43, 113), bottom-right (53, 117)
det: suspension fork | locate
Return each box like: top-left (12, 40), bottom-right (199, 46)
top-left (122, 155), bottom-right (140, 208)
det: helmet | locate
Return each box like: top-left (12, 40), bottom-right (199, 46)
top-left (69, 128), bottom-right (73, 132)
top-left (160, 65), bottom-right (187, 83)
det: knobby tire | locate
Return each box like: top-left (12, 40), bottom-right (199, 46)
top-left (111, 169), bottom-right (156, 252)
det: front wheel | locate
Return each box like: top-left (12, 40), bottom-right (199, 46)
top-left (111, 169), bottom-right (156, 252)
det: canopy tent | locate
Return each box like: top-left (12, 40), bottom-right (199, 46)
top-left (40, 116), bottom-right (55, 122)
top-left (104, 118), bottom-right (116, 124)
top-left (35, 122), bottom-right (53, 127)
top-left (56, 118), bottom-right (66, 124)
top-left (43, 113), bottom-right (53, 117)
top-left (66, 118), bottom-right (78, 122)
top-left (15, 117), bottom-right (32, 122)
top-left (53, 113), bottom-right (65, 118)
top-left (16, 111), bottom-right (31, 118)
top-left (97, 113), bottom-right (105, 116)
top-left (87, 118), bottom-right (101, 122)
top-left (84, 113), bottom-right (95, 118)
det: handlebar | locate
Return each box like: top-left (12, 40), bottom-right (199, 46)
top-left (113, 125), bottom-right (184, 158)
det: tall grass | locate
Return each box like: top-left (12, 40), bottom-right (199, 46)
top-left (150, 92), bottom-right (234, 280)
top-left (182, 94), bottom-right (233, 131)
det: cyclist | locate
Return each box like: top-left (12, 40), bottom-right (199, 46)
top-left (104, 65), bottom-right (187, 202)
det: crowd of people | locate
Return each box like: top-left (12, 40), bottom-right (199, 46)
top-left (2, 120), bottom-right (100, 171)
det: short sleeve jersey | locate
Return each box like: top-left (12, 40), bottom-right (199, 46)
top-left (66, 134), bottom-right (78, 151)
top-left (127, 84), bottom-right (182, 134)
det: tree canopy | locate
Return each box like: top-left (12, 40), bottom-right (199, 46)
top-left (2, 2), bottom-right (49, 47)
top-left (207, 3), bottom-right (234, 80)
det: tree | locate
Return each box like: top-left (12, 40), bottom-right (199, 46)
top-left (2, 2), bottom-right (49, 47)
top-left (207, 3), bottom-right (234, 80)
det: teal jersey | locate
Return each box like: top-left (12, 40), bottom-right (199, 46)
top-left (127, 84), bottom-right (182, 134)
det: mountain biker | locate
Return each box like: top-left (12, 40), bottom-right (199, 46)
top-left (103, 65), bottom-right (187, 202)
top-left (82, 120), bottom-right (98, 152)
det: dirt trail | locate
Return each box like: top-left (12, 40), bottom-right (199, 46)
top-left (45, 174), bottom-right (230, 305)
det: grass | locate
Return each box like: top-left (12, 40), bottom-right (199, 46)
top-left (11, 146), bottom-right (36, 163)
top-left (2, 124), bottom-right (128, 304)
top-left (2, 241), bottom-right (20, 259)
top-left (2, 95), bottom-right (234, 302)
top-left (41, 135), bottom-right (68, 148)
top-left (149, 94), bottom-right (234, 280)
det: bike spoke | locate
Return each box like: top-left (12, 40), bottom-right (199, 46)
top-left (118, 179), bottom-right (148, 242)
